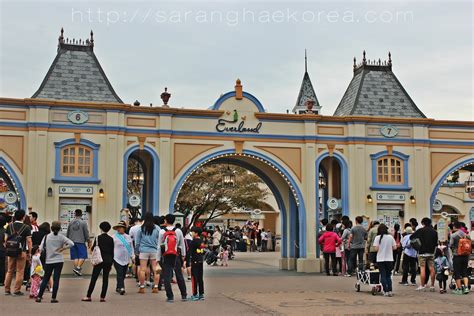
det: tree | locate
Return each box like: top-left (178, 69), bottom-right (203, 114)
top-left (175, 163), bottom-right (268, 229)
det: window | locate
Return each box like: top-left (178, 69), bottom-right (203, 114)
top-left (376, 157), bottom-right (403, 184)
top-left (61, 145), bottom-right (93, 176)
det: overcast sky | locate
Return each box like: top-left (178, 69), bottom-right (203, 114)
top-left (0, 0), bottom-right (472, 120)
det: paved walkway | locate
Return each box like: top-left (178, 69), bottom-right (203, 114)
top-left (1, 252), bottom-right (472, 315)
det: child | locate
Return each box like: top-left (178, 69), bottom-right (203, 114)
top-left (189, 226), bottom-right (205, 301)
top-left (434, 248), bottom-right (449, 294)
top-left (221, 246), bottom-right (229, 267)
top-left (30, 246), bottom-right (44, 298)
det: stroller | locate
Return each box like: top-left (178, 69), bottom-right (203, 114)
top-left (355, 263), bottom-right (383, 295)
top-left (204, 248), bottom-right (218, 265)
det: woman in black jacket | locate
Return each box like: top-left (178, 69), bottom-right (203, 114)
top-left (32, 222), bottom-right (51, 247)
top-left (82, 221), bottom-right (114, 302)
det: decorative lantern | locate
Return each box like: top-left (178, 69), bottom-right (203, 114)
top-left (222, 165), bottom-right (235, 187)
top-left (465, 173), bottom-right (474, 194)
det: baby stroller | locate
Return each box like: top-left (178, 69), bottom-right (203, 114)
top-left (355, 263), bottom-right (383, 295)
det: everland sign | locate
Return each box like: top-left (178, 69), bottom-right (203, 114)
top-left (215, 110), bottom-right (262, 133)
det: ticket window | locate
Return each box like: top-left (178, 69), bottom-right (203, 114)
top-left (376, 204), bottom-right (403, 229)
top-left (59, 198), bottom-right (92, 234)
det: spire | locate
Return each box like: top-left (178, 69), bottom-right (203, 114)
top-left (305, 49), bottom-right (308, 73)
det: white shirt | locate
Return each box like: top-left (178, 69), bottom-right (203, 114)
top-left (373, 234), bottom-right (396, 262)
top-left (212, 231), bottom-right (222, 246)
top-left (261, 231), bottom-right (267, 240)
top-left (113, 233), bottom-right (134, 266)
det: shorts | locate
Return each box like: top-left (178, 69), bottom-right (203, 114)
top-left (70, 243), bottom-right (88, 260)
top-left (453, 255), bottom-right (469, 280)
top-left (139, 252), bottom-right (157, 261)
top-left (418, 254), bottom-right (434, 268)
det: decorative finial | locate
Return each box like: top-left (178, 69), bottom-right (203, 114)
top-left (378, 58), bottom-right (381, 65)
top-left (362, 50), bottom-right (366, 64)
top-left (388, 51), bottom-right (392, 65)
top-left (235, 79), bottom-right (243, 100)
top-left (161, 87), bottom-right (171, 107)
top-left (90, 30), bottom-right (94, 47)
top-left (58, 27), bottom-right (64, 44)
top-left (305, 49), bottom-right (308, 73)
top-left (133, 100), bottom-right (140, 106)
top-left (353, 57), bottom-right (356, 69)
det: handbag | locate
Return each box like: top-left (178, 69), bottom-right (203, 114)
top-left (40, 235), bottom-right (47, 264)
top-left (90, 237), bottom-right (103, 266)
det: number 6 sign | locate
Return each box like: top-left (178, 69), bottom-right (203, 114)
top-left (67, 110), bottom-right (89, 125)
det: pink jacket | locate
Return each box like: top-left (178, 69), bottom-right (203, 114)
top-left (318, 231), bottom-right (342, 253)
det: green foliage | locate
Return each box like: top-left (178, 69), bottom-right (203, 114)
top-left (175, 164), bottom-right (268, 227)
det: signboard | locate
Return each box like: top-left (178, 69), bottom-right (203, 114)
top-left (433, 199), bottom-right (443, 212)
top-left (327, 198), bottom-right (340, 210)
top-left (380, 125), bottom-right (399, 138)
top-left (59, 198), bottom-right (91, 233)
top-left (376, 193), bottom-right (405, 201)
top-left (4, 191), bottom-right (17, 204)
top-left (377, 209), bottom-right (400, 228)
top-left (215, 110), bottom-right (262, 133)
top-left (59, 186), bottom-right (93, 195)
top-left (128, 194), bottom-right (141, 207)
top-left (437, 218), bottom-right (447, 242)
top-left (67, 110), bottom-right (89, 125)
top-left (250, 214), bottom-right (265, 220)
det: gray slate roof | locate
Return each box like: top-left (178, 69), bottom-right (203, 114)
top-left (293, 71), bottom-right (320, 111)
top-left (32, 44), bottom-right (123, 103)
top-left (334, 65), bottom-right (425, 118)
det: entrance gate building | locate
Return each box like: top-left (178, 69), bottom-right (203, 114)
top-left (0, 30), bottom-right (473, 272)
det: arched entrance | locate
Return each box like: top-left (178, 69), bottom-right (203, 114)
top-left (169, 149), bottom-right (307, 261)
top-left (0, 157), bottom-right (26, 212)
top-left (123, 145), bottom-right (159, 216)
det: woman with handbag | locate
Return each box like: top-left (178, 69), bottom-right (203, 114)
top-left (36, 221), bottom-right (74, 303)
top-left (82, 221), bottom-right (114, 302)
top-left (112, 221), bottom-right (134, 295)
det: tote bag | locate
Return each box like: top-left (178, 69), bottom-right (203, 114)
top-left (90, 238), bottom-right (103, 266)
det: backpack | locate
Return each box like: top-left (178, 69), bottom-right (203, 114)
top-left (6, 223), bottom-right (27, 257)
top-left (410, 238), bottom-right (422, 251)
top-left (457, 235), bottom-right (472, 256)
top-left (162, 228), bottom-right (178, 256)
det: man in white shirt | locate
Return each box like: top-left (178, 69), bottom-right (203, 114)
top-left (261, 230), bottom-right (268, 252)
top-left (128, 217), bottom-right (143, 282)
top-left (157, 214), bottom-right (187, 302)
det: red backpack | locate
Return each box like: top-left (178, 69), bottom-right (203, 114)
top-left (457, 235), bottom-right (472, 256)
top-left (162, 228), bottom-right (178, 256)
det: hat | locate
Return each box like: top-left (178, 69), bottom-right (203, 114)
top-left (113, 221), bottom-right (127, 230)
top-left (405, 226), bottom-right (413, 234)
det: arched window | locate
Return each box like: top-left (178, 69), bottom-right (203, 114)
top-left (61, 145), bottom-right (93, 176)
top-left (377, 157), bottom-right (403, 184)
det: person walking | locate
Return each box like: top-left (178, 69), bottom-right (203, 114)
top-left (347, 216), bottom-right (367, 275)
top-left (392, 224), bottom-right (402, 274)
top-left (157, 214), bottom-right (187, 302)
top-left (36, 221), bottom-right (74, 303)
top-left (410, 217), bottom-right (438, 292)
top-left (373, 224), bottom-right (397, 297)
top-left (136, 212), bottom-right (160, 294)
top-left (399, 226), bottom-right (417, 286)
top-left (189, 226), bottom-right (205, 301)
top-left (449, 221), bottom-right (471, 295)
top-left (66, 209), bottom-right (90, 276)
top-left (112, 221), bottom-right (134, 295)
top-left (319, 223), bottom-right (342, 276)
top-left (4, 209), bottom-right (32, 296)
top-left (82, 221), bottom-right (114, 302)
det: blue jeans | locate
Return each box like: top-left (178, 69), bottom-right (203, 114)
top-left (378, 261), bottom-right (393, 293)
top-left (114, 261), bottom-right (127, 290)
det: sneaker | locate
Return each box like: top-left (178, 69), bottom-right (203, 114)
top-left (51, 299), bottom-right (58, 303)
top-left (181, 296), bottom-right (188, 301)
top-left (73, 267), bottom-right (82, 276)
top-left (5, 291), bottom-right (11, 296)
top-left (190, 295), bottom-right (200, 301)
top-left (440, 290), bottom-right (445, 294)
top-left (344, 273), bottom-right (352, 277)
top-left (416, 286), bottom-right (426, 291)
top-left (388, 292), bottom-right (393, 297)
top-left (119, 288), bottom-right (125, 295)
top-left (145, 281), bottom-right (151, 287)
top-left (399, 282), bottom-right (408, 286)
top-left (152, 286), bottom-right (158, 294)
top-left (463, 287), bottom-right (470, 295)
top-left (35, 297), bottom-right (42, 303)
top-left (383, 292), bottom-right (389, 297)
top-left (166, 298), bottom-right (174, 303)
top-left (199, 294), bottom-right (205, 300)
top-left (452, 289), bottom-right (463, 295)
top-left (138, 286), bottom-right (145, 294)
top-left (429, 287), bottom-right (435, 292)
top-left (410, 282), bottom-right (417, 286)
top-left (12, 291), bottom-right (24, 296)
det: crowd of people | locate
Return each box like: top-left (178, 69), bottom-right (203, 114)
top-left (318, 215), bottom-right (473, 297)
top-left (0, 209), bottom-right (212, 303)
